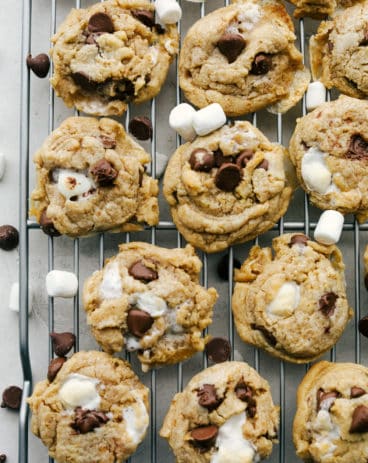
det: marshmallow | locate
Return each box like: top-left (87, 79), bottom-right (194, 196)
top-left (301, 147), bottom-right (332, 195)
top-left (155, 0), bottom-right (182, 24)
top-left (267, 282), bottom-right (300, 318)
top-left (100, 262), bottom-right (122, 299)
top-left (59, 374), bottom-right (100, 410)
top-left (46, 270), bottom-right (78, 298)
top-left (122, 394), bottom-right (149, 445)
top-left (57, 169), bottom-right (94, 200)
top-left (125, 335), bottom-right (141, 352)
top-left (314, 210), bottom-right (344, 245)
top-left (192, 103), bottom-right (227, 136)
top-left (306, 81), bottom-right (326, 112)
top-left (9, 282), bottom-right (33, 314)
top-left (169, 103), bottom-right (197, 141)
top-left (129, 292), bottom-right (167, 317)
top-left (0, 153), bottom-right (6, 180)
top-left (146, 152), bottom-right (168, 179)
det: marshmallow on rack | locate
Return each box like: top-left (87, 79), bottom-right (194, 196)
top-left (169, 103), bottom-right (197, 141)
top-left (46, 270), bottom-right (78, 298)
top-left (306, 81), bottom-right (326, 112)
top-left (9, 282), bottom-right (33, 314)
top-left (155, 0), bottom-right (182, 24)
top-left (0, 153), bottom-right (6, 180)
top-left (192, 103), bottom-right (227, 136)
top-left (314, 210), bottom-right (344, 245)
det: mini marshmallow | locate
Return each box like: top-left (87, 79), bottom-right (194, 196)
top-left (0, 153), bottom-right (6, 180)
top-left (192, 103), bottom-right (227, 136)
top-left (301, 147), bottom-right (332, 195)
top-left (57, 169), bottom-right (94, 200)
top-left (306, 81), bottom-right (326, 112)
top-left (59, 374), bottom-right (100, 409)
top-left (129, 292), bottom-right (167, 317)
top-left (146, 152), bottom-right (168, 179)
top-left (9, 282), bottom-right (33, 314)
top-left (314, 210), bottom-right (344, 245)
top-left (169, 103), bottom-right (197, 141)
top-left (155, 0), bottom-right (182, 24)
top-left (267, 282), bottom-right (300, 318)
top-left (46, 270), bottom-right (78, 298)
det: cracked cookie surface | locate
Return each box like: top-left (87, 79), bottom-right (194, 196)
top-left (287, 0), bottom-right (362, 19)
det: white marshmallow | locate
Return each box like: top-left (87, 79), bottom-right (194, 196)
top-left (146, 152), bottom-right (168, 179)
top-left (314, 210), bottom-right (344, 245)
top-left (306, 81), bottom-right (326, 112)
top-left (169, 103), bottom-right (197, 141)
top-left (267, 282), bottom-right (300, 318)
top-left (9, 282), bottom-right (33, 314)
top-left (100, 262), bottom-right (122, 299)
top-left (301, 147), bottom-right (331, 195)
top-left (59, 374), bottom-right (100, 410)
top-left (0, 153), bottom-right (6, 180)
top-left (122, 394), bottom-right (149, 445)
top-left (129, 292), bottom-right (167, 317)
top-left (192, 103), bottom-right (227, 136)
top-left (155, 0), bottom-right (182, 24)
top-left (57, 169), bottom-right (94, 200)
top-left (46, 270), bottom-right (78, 298)
top-left (125, 335), bottom-right (141, 352)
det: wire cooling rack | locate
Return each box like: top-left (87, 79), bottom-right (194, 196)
top-left (18, 0), bottom-right (368, 462)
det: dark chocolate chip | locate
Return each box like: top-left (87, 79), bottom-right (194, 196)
top-left (235, 381), bottom-right (256, 417)
top-left (39, 210), bottom-right (61, 237)
top-left (346, 134), bottom-right (368, 160)
top-left (217, 32), bottom-right (246, 63)
top-left (128, 261), bottom-right (158, 282)
top-left (317, 389), bottom-right (339, 411)
top-left (319, 292), bottom-right (338, 317)
top-left (256, 159), bottom-right (269, 171)
top-left (90, 159), bottom-right (118, 186)
top-left (189, 149), bottom-right (215, 172)
top-left (197, 384), bottom-right (221, 411)
top-left (0, 455), bottom-right (6, 462)
top-left (289, 234), bottom-right (309, 247)
top-left (100, 135), bottom-right (116, 149)
top-left (50, 332), bottom-right (76, 357)
top-left (217, 254), bottom-right (241, 281)
top-left (190, 425), bottom-right (218, 447)
top-left (71, 72), bottom-right (98, 92)
top-left (155, 23), bottom-right (165, 34)
top-left (0, 225), bottom-right (19, 251)
top-left (351, 386), bottom-right (366, 398)
top-left (215, 163), bottom-right (242, 192)
top-left (350, 405), bottom-right (368, 433)
top-left (131, 9), bottom-right (155, 28)
top-left (1, 386), bottom-right (22, 410)
top-left (47, 357), bottom-right (67, 382)
top-left (113, 78), bottom-right (135, 101)
top-left (127, 309), bottom-right (154, 338)
top-left (236, 150), bottom-right (254, 168)
top-left (71, 407), bottom-right (109, 434)
top-left (85, 31), bottom-right (106, 45)
top-left (26, 53), bottom-right (50, 78)
top-left (250, 53), bottom-right (272, 75)
top-left (88, 12), bottom-right (114, 33)
top-left (359, 316), bottom-right (368, 337)
top-left (128, 116), bottom-right (153, 140)
top-left (214, 149), bottom-right (235, 167)
top-left (251, 324), bottom-right (277, 347)
top-left (205, 337), bottom-right (231, 363)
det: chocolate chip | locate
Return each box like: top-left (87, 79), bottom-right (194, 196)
top-left (350, 405), bottom-right (368, 433)
top-left (39, 210), bottom-right (61, 237)
top-left (85, 31), bottom-right (106, 45)
top-left (234, 381), bottom-right (256, 417)
top-left (71, 407), bottom-right (109, 434)
top-left (256, 159), bottom-right (269, 171)
top-left (88, 12), bottom-right (114, 33)
top-left (251, 324), bottom-right (277, 347)
top-left (127, 309), bottom-right (154, 338)
top-left (47, 357), bottom-right (67, 382)
top-left (128, 117), bottom-right (153, 140)
top-left (214, 149), bottom-right (235, 167)
top-left (0, 455), bottom-right (6, 462)
top-left (0, 225), bottom-right (19, 251)
top-left (316, 389), bottom-right (339, 411)
top-left (359, 316), bottom-right (368, 337)
top-left (360, 27), bottom-right (368, 46)
top-left (114, 78), bottom-right (135, 101)
top-left (346, 134), bottom-right (368, 159)
top-left (131, 9), bottom-right (155, 28)
top-left (351, 386), bottom-right (366, 398)
top-left (26, 53), bottom-right (50, 78)
top-left (319, 292), bottom-right (338, 317)
top-left (50, 332), bottom-right (76, 357)
top-left (190, 425), bottom-right (218, 447)
top-left (217, 254), bottom-right (241, 281)
top-left (205, 337), bottom-right (231, 363)
top-left (215, 163), bottom-right (242, 192)
top-left (250, 53), bottom-right (272, 75)
top-left (217, 32), bottom-right (246, 63)
top-left (1, 386), bottom-right (22, 410)
top-left (197, 384), bottom-right (221, 411)
top-left (100, 135), bottom-right (116, 149)
top-left (189, 149), bottom-right (215, 172)
top-left (128, 261), bottom-right (158, 282)
top-left (289, 234), bottom-right (309, 247)
top-left (155, 23), bottom-right (165, 34)
top-left (90, 159), bottom-right (118, 186)
top-left (71, 72), bottom-right (98, 92)
top-left (236, 150), bottom-right (254, 168)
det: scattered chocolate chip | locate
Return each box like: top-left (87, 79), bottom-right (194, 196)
top-left (128, 116), bottom-right (153, 140)
top-left (90, 159), bottom-right (118, 186)
top-left (217, 32), bottom-right (246, 63)
top-left (205, 337), bottom-right (231, 363)
top-left (350, 405), bottom-right (368, 433)
top-left (190, 425), bottom-right (218, 447)
top-left (47, 357), bottom-right (67, 382)
top-left (1, 386), bottom-right (22, 410)
top-left (128, 261), bottom-right (158, 282)
top-left (0, 454), bottom-right (6, 462)
top-left (250, 53), bottom-right (272, 75)
top-left (359, 316), bottom-right (368, 337)
top-left (236, 150), bottom-right (254, 168)
top-left (50, 332), bottom-right (76, 357)
top-left (100, 135), bottom-right (116, 149)
top-left (0, 225), bottom-right (19, 251)
top-left (346, 134), bottom-right (368, 159)
top-left (127, 309), bottom-right (154, 338)
top-left (217, 254), bottom-right (241, 281)
top-left (289, 234), bottom-right (309, 247)
top-left (88, 12), bottom-right (114, 33)
top-left (71, 72), bottom-right (98, 92)
top-left (351, 386), bottom-right (366, 398)
top-left (85, 31), bottom-right (106, 45)
top-left (189, 149), bottom-right (215, 172)
top-left (215, 163), bottom-right (242, 192)
top-left (39, 210), bottom-right (61, 237)
top-left (319, 292), bottom-right (338, 317)
top-left (316, 389), bottom-right (339, 411)
top-left (251, 324), bottom-right (277, 347)
top-left (131, 9), bottom-right (155, 28)
top-left (26, 53), bottom-right (50, 78)
top-left (71, 407), bottom-right (109, 434)
top-left (214, 149), bottom-right (234, 167)
top-left (256, 159), bottom-right (269, 171)
top-left (197, 384), bottom-right (221, 411)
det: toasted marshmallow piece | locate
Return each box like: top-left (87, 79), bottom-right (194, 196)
top-left (0, 153), bottom-right (6, 180)
top-left (301, 147), bottom-right (331, 195)
top-left (59, 374), bottom-right (100, 410)
top-left (9, 282), bottom-right (33, 314)
top-left (267, 282), bottom-right (300, 318)
top-left (155, 0), bottom-right (182, 24)
top-left (57, 169), bottom-right (94, 200)
top-left (306, 81), bottom-right (326, 112)
top-left (169, 103), bottom-right (197, 141)
top-left (129, 292), bottom-right (167, 317)
top-left (46, 270), bottom-right (78, 298)
top-left (192, 103), bottom-right (227, 136)
top-left (314, 210), bottom-right (344, 245)
top-left (122, 394), bottom-right (149, 445)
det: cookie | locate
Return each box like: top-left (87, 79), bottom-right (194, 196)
top-left (160, 361), bottom-right (279, 462)
top-left (232, 233), bottom-right (353, 363)
top-left (289, 96), bottom-right (368, 223)
top-left (310, 2), bottom-right (368, 99)
top-left (83, 242), bottom-right (218, 372)
top-left (28, 351), bottom-right (149, 463)
top-left (294, 361), bottom-right (368, 463)
top-left (179, 0), bottom-right (310, 116)
top-left (30, 117), bottom-right (159, 237)
top-left (163, 120), bottom-right (296, 253)
top-left (50, 0), bottom-right (179, 116)
top-left (287, 0), bottom-right (361, 19)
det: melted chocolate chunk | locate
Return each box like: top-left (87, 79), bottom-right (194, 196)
top-left (39, 209), bottom-right (61, 237)
top-left (319, 292), bottom-right (338, 316)
top-left (217, 32), bottom-right (246, 63)
top-left (346, 134), bottom-right (368, 160)
top-left (350, 405), bottom-right (368, 433)
top-left (250, 53), bottom-right (272, 75)
top-left (189, 149), bottom-right (215, 172)
top-left (235, 381), bottom-right (257, 418)
top-left (71, 407), bottom-right (109, 434)
top-left (256, 159), bottom-right (269, 171)
top-left (128, 261), bottom-right (158, 282)
top-left (71, 72), bottom-right (98, 92)
top-left (351, 386), bottom-right (366, 398)
top-left (316, 389), bottom-right (339, 411)
top-left (214, 149), bottom-right (235, 167)
top-left (127, 309), bottom-right (154, 338)
top-left (90, 159), bottom-right (118, 186)
top-left (88, 12), bottom-right (114, 34)
top-left (236, 150), bottom-right (254, 168)
top-left (251, 324), bottom-right (277, 347)
top-left (197, 384), bottom-right (222, 411)
top-left (131, 9), bottom-right (155, 28)
top-left (289, 234), bottom-right (309, 247)
top-left (190, 425), bottom-right (218, 448)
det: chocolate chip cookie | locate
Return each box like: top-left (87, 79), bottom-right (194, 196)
top-left (163, 120), bottom-right (296, 253)
top-left (287, 0), bottom-right (361, 19)
top-left (83, 242), bottom-right (218, 372)
top-left (30, 116), bottom-right (159, 237)
top-left (179, 0), bottom-right (310, 116)
top-left (294, 361), bottom-right (368, 463)
top-left (28, 351), bottom-right (149, 463)
top-left (232, 233), bottom-right (353, 363)
top-left (289, 96), bottom-right (368, 223)
top-left (51, 0), bottom-right (179, 115)
top-left (160, 361), bottom-right (279, 462)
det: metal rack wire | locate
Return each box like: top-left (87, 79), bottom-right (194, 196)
top-left (18, 0), bottom-right (365, 462)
